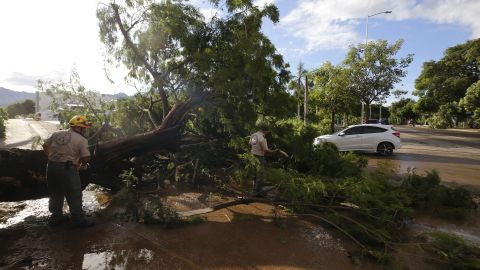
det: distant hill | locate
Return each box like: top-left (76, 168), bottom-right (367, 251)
top-left (101, 92), bottom-right (130, 101)
top-left (0, 87), bottom-right (35, 107)
top-left (0, 87), bottom-right (130, 108)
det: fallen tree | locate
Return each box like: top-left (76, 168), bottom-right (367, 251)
top-left (0, 0), bottom-right (290, 201)
top-left (0, 95), bottom-right (208, 202)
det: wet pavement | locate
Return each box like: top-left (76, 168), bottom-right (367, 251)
top-left (368, 126), bottom-right (480, 189)
top-left (0, 118), bottom-right (59, 149)
top-left (0, 185), bottom-right (109, 229)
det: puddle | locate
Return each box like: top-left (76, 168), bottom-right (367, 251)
top-left (410, 223), bottom-right (480, 246)
top-left (298, 225), bottom-right (345, 251)
top-left (82, 248), bottom-right (154, 270)
top-left (0, 184), bottom-right (110, 229)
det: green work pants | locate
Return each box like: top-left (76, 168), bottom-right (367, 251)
top-left (46, 162), bottom-right (85, 222)
top-left (253, 155), bottom-right (265, 192)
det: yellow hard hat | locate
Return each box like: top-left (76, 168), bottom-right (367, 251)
top-left (69, 115), bottom-right (92, 128)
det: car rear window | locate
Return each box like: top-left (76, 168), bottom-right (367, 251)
top-left (362, 126), bottom-right (387, 134)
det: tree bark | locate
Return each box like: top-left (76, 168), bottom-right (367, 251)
top-left (0, 95), bottom-right (209, 202)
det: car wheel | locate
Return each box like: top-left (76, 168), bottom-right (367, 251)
top-left (377, 142), bottom-right (394, 156)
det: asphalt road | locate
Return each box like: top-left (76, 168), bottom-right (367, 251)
top-left (368, 125), bottom-right (480, 189)
top-left (0, 118), bottom-right (59, 149)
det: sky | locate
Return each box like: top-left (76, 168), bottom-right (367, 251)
top-left (0, 0), bottom-right (478, 104)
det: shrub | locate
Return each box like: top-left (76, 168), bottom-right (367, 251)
top-left (429, 102), bottom-right (459, 129)
top-left (428, 232), bottom-right (480, 270)
top-left (401, 170), bottom-right (476, 218)
top-left (0, 108), bottom-right (7, 138)
top-left (265, 167), bottom-right (327, 208)
top-left (6, 99), bottom-right (35, 117)
top-left (268, 119), bottom-right (366, 178)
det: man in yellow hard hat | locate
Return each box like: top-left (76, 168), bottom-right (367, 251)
top-left (42, 115), bottom-right (94, 228)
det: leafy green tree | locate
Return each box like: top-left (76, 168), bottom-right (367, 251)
top-left (0, 108), bottom-right (8, 138)
top-left (415, 38), bottom-right (480, 114)
top-left (429, 102), bottom-right (461, 129)
top-left (310, 62), bottom-right (356, 133)
top-left (38, 71), bottom-right (114, 128)
top-left (343, 39), bottom-right (413, 120)
top-left (391, 89), bottom-right (408, 99)
top-left (389, 98), bottom-right (418, 124)
top-left (459, 80), bottom-right (480, 126)
top-left (6, 99), bottom-right (35, 117)
top-left (97, 0), bottom-right (293, 150)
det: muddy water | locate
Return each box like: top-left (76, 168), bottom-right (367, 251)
top-left (409, 212), bottom-right (480, 246)
top-left (1, 190), bottom-right (378, 270)
top-left (2, 188), bottom-right (476, 269)
top-left (0, 184), bottom-right (108, 229)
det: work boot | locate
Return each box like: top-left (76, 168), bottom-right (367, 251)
top-left (48, 215), bottom-right (69, 226)
top-left (72, 219), bottom-right (95, 229)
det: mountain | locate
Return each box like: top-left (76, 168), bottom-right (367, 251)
top-left (100, 92), bottom-right (130, 101)
top-left (0, 87), bottom-right (131, 107)
top-left (0, 87), bottom-right (35, 107)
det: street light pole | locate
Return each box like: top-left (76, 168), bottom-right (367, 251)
top-left (365, 11), bottom-right (392, 47)
top-left (363, 10), bottom-right (392, 122)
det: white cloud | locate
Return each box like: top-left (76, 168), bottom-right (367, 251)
top-left (254, 0), bottom-right (276, 7)
top-left (0, 0), bottom-right (133, 94)
top-left (413, 0), bottom-right (480, 37)
top-left (198, 7), bottom-right (224, 21)
top-left (280, 0), bottom-right (480, 53)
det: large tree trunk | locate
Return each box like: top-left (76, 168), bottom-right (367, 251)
top-left (0, 95), bottom-right (208, 202)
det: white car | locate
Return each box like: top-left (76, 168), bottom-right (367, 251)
top-left (313, 124), bottom-right (401, 156)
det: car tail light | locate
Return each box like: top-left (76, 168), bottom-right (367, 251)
top-left (392, 131), bottom-right (400, 138)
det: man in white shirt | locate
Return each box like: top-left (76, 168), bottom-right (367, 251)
top-left (43, 115), bottom-right (94, 228)
top-left (249, 124), bottom-right (277, 194)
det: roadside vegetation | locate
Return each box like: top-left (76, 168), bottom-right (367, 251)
top-left (5, 99), bottom-right (35, 118)
top-left (0, 108), bottom-right (7, 138)
top-left (389, 38), bottom-right (480, 128)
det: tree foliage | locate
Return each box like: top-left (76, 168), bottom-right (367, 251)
top-left (460, 80), bottom-right (480, 124)
top-left (310, 62), bottom-right (357, 133)
top-left (388, 98), bottom-right (418, 124)
top-left (429, 102), bottom-right (465, 129)
top-left (97, 0), bottom-right (293, 149)
top-left (6, 99), bottom-right (35, 118)
top-left (414, 38), bottom-right (480, 114)
top-left (343, 39), bottom-right (413, 119)
top-left (0, 108), bottom-right (8, 138)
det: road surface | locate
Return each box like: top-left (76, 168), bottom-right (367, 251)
top-left (368, 126), bottom-right (480, 189)
top-left (0, 118), bottom-right (59, 149)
